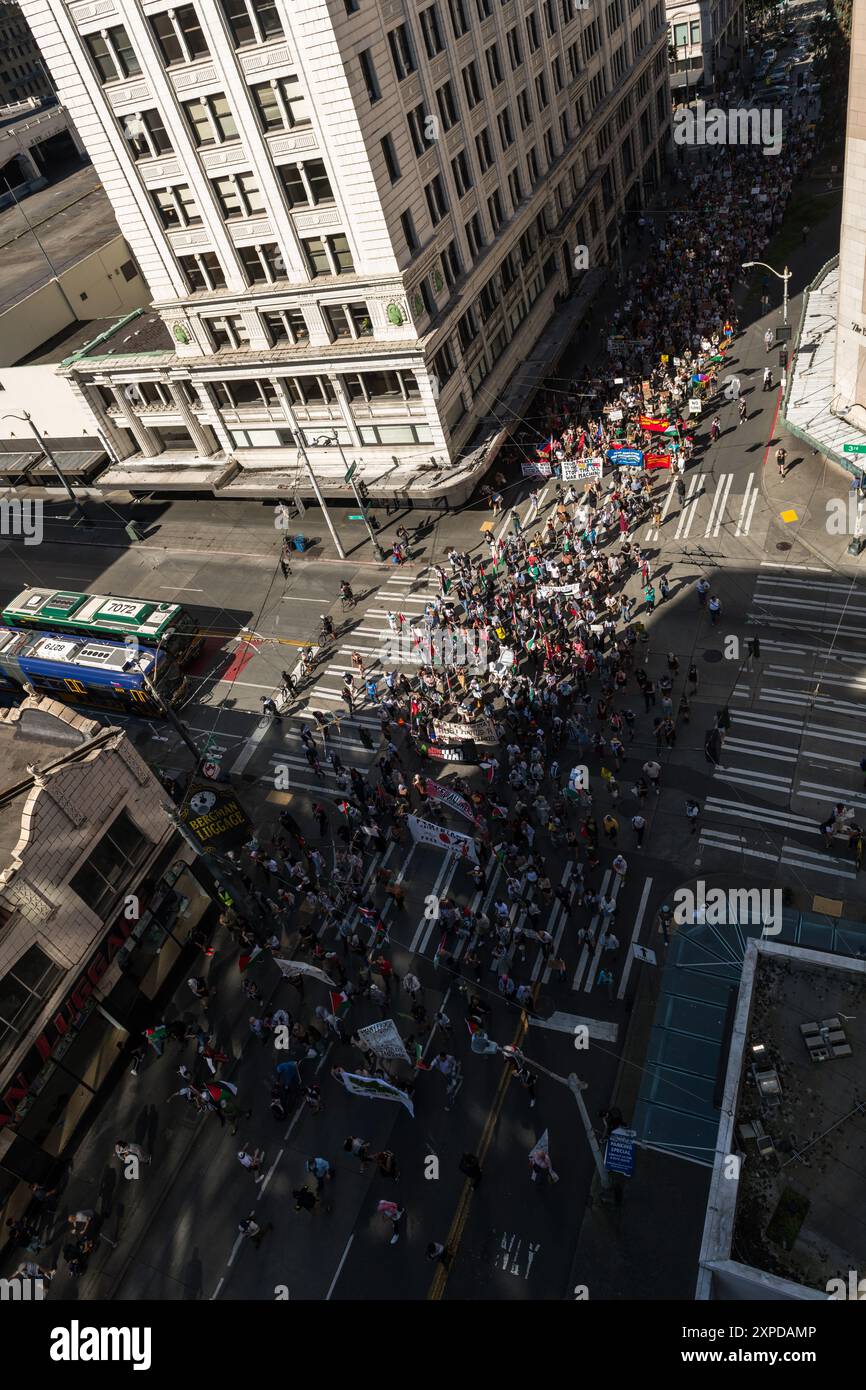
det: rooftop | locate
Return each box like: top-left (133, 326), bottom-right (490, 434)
top-left (697, 938), bottom-right (866, 1300)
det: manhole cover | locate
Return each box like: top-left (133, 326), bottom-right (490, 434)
top-left (703, 649), bottom-right (724, 663)
top-left (776, 541), bottom-right (792, 551)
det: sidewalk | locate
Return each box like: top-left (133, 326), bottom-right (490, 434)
top-left (761, 426), bottom-right (865, 571)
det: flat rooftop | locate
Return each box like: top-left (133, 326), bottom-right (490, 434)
top-left (0, 165), bottom-right (123, 317)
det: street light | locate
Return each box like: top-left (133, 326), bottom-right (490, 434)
top-left (294, 435), bottom-right (346, 560)
top-left (0, 409), bottom-right (78, 508)
top-left (500, 1044), bottom-right (612, 1190)
top-left (741, 260), bottom-right (792, 325)
top-left (314, 432), bottom-right (385, 561)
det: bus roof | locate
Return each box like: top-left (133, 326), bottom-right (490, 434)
top-left (0, 626), bottom-right (160, 674)
top-left (2, 588), bottom-right (183, 638)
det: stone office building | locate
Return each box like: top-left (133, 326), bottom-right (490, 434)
top-left (23, 0), bottom-right (671, 501)
top-left (0, 696), bottom-right (212, 1233)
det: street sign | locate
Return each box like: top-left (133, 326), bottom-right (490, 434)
top-left (344, 462), bottom-right (357, 482)
top-left (632, 944), bottom-right (657, 965)
top-left (348, 513), bottom-right (365, 520)
top-left (603, 1127), bottom-right (637, 1177)
top-left (843, 444), bottom-right (866, 454)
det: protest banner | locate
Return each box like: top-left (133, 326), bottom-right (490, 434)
top-left (273, 959), bottom-right (336, 987)
top-left (335, 1068), bottom-right (414, 1116)
top-left (521, 460), bottom-right (552, 478)
top-left (406, 816), bottom-right (479, 863)
top-left (355, 1020), bottom-right (411, 1063)
top-left (606, 447), bottom-right (644, 467)
top-left (433, 716), bottom-right (496, 744)
top-left (425, 778), bottom-right (477, 823)
top-left (644, 453), bottom-right (671, 470)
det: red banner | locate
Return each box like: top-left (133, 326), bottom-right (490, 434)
top-left (645, 453), bottom-right (672, 470)
top-left (638, 416), bottom-right (670, 433)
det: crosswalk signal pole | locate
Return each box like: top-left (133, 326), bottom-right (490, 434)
top-left (349, 471), bottom-right (386, 560)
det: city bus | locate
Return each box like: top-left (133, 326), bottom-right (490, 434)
top-left (1, 589), bottom-right (203, 665)
top-left (0, 626), bottom-right (186, 716)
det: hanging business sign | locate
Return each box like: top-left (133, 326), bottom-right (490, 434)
top-left (180, 779), bottom-right (252, 852)
top-left (406, 815), bottom-right (479, 863)
top-left (604, 1127), bottom-right (637, 1176)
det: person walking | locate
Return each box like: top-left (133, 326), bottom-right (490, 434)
top-left (602, 813), bottom-right (619, 844)
top-left (696, 578), bottom-right (709, 607)
top-left (631, 813), bottom-right (646, 847)
top-left (293, 1186), bottom-right (318, 1214)
top-left (776, 446), bottom-right (787, 477)
top-left (378, 1200), bottom-right (405, 1244)
top-left (642, 760), bottom-right (661, 795)
top-left (685, 799), bottom-right (701, 834)
top-left (238, 1147), bottom-right (266, 1183)
top-left (344, 1136), bottom-right (372, 1171)
top-left (597, 967), bottom-right (615, 999)
top-left (611, 853), bottom-right (627, 883)
top-left (708, 594), bottom-right (721, 626)
top-left (374, 1149), bottom-right (400, 1181)
top-left (238, 1213), bottom-right (273, 1248)
top-left (114, 1140), bottom-right (151, 1165)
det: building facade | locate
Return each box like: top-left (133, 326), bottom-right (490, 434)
top-left (22, 0), bottom-right (671, 500)
top-left (0, 696), bottom-right (213, 1231)
top-left (0, 1), bottom-right (55, 104)
top-left (666, 0), bottom-right (746, 98)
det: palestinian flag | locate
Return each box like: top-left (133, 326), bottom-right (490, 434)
top-left (329, 990), bottom-right (350, 1017)
top-left (479, 762), bottom-right (496, 783)
top-left (206, 1080), bottom-right (238, 1107)
top-left (489, 800), bottom-right (509, 819)
top-left (238, 945), bottom-right (264, 973)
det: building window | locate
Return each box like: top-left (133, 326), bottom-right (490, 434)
top-left (206, 314), bottom-right (250, 349)
top-left (424, 174), bottom-right (449, 226)
top-left (420, 4), bottom-right (446, 58)
top-left (535, 73), bottom-right (549, 110)
top-left (476, 0), bottom-right (493, 17)
top-left (516, 87), bottom-right (532, 130)
top-left (582, 17), bottom-right (601, 61)
top-left (344, 0), bottom-right (360, 11)
top-left (434, 339), bottom-right (457, 384)
top-left (475, 127), bottom-right (493, 172)
top-left (486, 42), bottom-right (504, 88)
top-left (179, 251), bottom-right (227, 291)
top-left (506, 28), bottom-right (522, 70)
top-left (183, 93), bottom-right (238, 146)
top-left (211, 172), bottom-right (265, 219)
top-left (465, 212), bottom-right (484, 258)
top-left (381, 133), bottom-right (401, 183)
top-left (436, 79), bottom-right (459, 131)
top-left (149, 6), bottom-right (209, 65)
top-left (324, 302), bottom-right (372, 339)
top-left (407, 103), bottom-right (428, 157)
top-left (70, 810), bottom-right (150, 918)
top-left (262, 309), bottom-right (309, 344)
top-left (85, 26), bottom-right (141, 82)
top-left (388, 23), bottom-right (416, 79)
top-left (448, 0), bottom-right (471, 38)
top-left (552, 55), bottom-right (563, 92)
top-left (567, 40), bottom-right (580, 79)
top-left (451, 148), bottom-right (473, 197)
top-left (525, 9), bottom-right (540, 51)
top-left (251, 75), bottom-right (311, 131)
top-left (220, 0), bottom-right (284, 47)
top-left (230, 426), bottom-right (295, 446)
top-left (122, 109), bottom-right (172, 159)
top-left (543, 127), bottom-right (555, 165)
top-left (150, 184), bottom-right (201, 229)
top-left (507, 165), bottom-right (522, 207)
top-left (278, 160), bottom-right (334, 209)
top-left (527, 146), bottom-right (540, 184)
top-left (0, 946), bottom-right (66, 1048)
top-left (458, 304), bottom-right (480, 351)
top-left (440, 239), bottom-right (462, 289)
top-left (238, 242), bottom-right (284, 284)
top-left (606, 0), bottom-right (624, 36)
top-left (497, 106), bottom-right (514, 152)
top-left (400, 209), bottom-right (420, 252)
top-left (487, 187), bottom-right (504, 230)
top-left (302, 235), bottom-right (354, 276)
top-left (462, 60), bottom-right (482, 109)
top-left (359, 49), bottom-right (381, 103)
top-left (560, 109), bottom-right (570, 146)
top-left (543, 0), bottom-right (557, 35)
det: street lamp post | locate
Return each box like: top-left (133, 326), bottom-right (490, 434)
top-left (315, 433), bottom-right (385, 561)
top-left (502, 1045), bottom-right (612, 1190)
top-left (741, 259), bottom-right (792, 325)
top-left (295, 436), bottom-right (346, 560)
top-left (0, 409), bottom-right (78, 507)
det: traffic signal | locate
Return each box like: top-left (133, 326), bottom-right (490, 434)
top-left (369, 512), bottom-right (380, 531)
top-left (358, 479), bottom-right (370, 502)
top-left (779, 349), bottom-right (788, 369)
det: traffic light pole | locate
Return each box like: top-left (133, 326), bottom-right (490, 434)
top-left (349, 471), bottom-right (386, 560)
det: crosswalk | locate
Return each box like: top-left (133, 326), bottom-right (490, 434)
top-left (699, 565), bottom-right (866, 886)
top-left (644, 471), bottom-right (759, 543)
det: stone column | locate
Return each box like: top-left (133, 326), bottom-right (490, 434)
top-left (111, 388), bottom-right (161, 456)
top-left (167, 383), bottom-right (215, 455)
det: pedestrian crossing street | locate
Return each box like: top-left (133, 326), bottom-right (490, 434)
top-left (699, 564), bottom-right (866, 886)
top-left (644, 471), bottom-right (760, 543)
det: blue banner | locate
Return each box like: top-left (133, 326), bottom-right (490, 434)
top-left (606, 448), bottom-right (644, 468)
